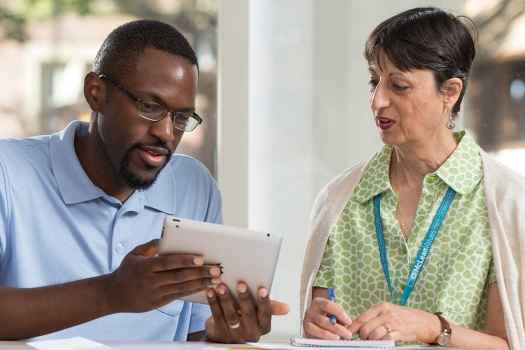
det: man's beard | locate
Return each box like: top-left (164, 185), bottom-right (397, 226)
top-left (119, 145), bottom-right (172, 190)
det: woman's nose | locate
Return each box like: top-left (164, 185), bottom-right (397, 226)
top-left (370, 80), bottom-right (390, 111)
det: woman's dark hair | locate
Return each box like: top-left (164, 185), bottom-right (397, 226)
top-left (365, 7), bottom-right (476, 117)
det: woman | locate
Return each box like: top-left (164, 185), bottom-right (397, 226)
top-left (301, 7), bottom-right (525, 350)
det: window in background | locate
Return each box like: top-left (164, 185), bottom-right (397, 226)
top-left (466, 0), bottom-right (525, 175)
top-left (0, 0), bottom-right (217, 176)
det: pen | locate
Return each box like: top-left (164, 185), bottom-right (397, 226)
top-left (327, 287), bottom-right (337, 325)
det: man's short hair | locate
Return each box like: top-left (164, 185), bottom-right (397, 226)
top-left (93, 19), bottom-right (198, 79)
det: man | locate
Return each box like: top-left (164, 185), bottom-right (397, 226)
top-left (0, 20), bottom-right (288, 343)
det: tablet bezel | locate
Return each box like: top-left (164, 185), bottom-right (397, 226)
top-left (159, 216), bottom-right (282, 304)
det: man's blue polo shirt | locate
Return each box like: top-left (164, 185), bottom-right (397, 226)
top-left (0, 121), bottom-right (221, 341)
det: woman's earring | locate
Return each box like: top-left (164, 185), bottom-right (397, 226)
top-left (447, 115), bottom-right (455, 130)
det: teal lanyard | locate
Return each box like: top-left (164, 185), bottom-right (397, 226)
top-left (373, 187), bottom-right (456, 305)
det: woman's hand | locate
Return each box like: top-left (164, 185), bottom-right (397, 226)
top-left (349, 302), bottom-right (440, 343)
top-left (303, 296), bottom-right (353, 340)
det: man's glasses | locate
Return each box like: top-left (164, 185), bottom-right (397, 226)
top-left (98, 74), bottom-right (202, 132)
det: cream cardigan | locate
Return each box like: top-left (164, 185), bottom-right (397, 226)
top-left (300, 152), bottom-right (525, 349)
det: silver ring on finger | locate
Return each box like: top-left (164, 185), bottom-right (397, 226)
top-left (229, 321), bottom-right (241, 329)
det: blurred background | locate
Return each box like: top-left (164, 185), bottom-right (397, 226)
top-left (1, 0), bottom-right (525, 341)
top-left (0, 0), bottom-right (218, 174)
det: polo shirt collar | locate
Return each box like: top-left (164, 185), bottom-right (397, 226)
top-left (50, 121), bottom-right (106, 205)
top-left (143, 163), bottom-right (177, 215)
top-left (50, 121), bottom-right (177, 214)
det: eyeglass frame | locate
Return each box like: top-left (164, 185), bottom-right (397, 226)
top-left (97, 73), bottom-right (203, 132)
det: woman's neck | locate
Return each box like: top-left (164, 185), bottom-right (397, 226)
top-left (390, 131), bottom-right (458, 188)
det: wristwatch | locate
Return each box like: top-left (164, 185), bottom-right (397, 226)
top-left (434, 312), bottom-right (452, 346)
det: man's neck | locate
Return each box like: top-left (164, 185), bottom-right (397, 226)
top-left (390, 131), bottom-right (458, 189)
top-left (74, 122), bottom-right (134, 202)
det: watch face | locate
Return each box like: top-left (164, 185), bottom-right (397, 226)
top-left (437, 333), bottom-right (451, 346)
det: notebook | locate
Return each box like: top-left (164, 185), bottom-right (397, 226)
top-left (289, 337), bottom-right (396, 348)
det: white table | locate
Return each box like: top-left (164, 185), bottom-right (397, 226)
top-left (0, 340), bottom-right (459, 350)
top-left (0, 342), bottom-right (259, 350)
top-left (0, 342), bottom-right (211, 349)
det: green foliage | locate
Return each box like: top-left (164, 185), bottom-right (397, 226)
top-left (0, 7), bottom-right (26, 41)
top-left (0, 0), bottom-right (95, 42)
top-left (0, 0), bottom-right (217, 44)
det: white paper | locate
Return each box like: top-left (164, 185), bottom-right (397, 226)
top-left (289, 337), bottom-right (395, 348)
top-left (27, 337), bottom-right (113, 350)
top-left (249, 343), bottom-right (456, 350)
top-left (247, 343), bottom-right (297, 349)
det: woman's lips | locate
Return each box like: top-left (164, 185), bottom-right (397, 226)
top-left (375, 117), bottom-right (395, 130)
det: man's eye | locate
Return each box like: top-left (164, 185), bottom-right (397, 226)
top-left (140, 101), bottom-right (164, 113)
top-left (174, 112), bottom-right (191, 121)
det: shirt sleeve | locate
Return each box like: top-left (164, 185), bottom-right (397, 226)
top-left (313, 231), bottom-right (336, 289)
top-left (204, 174), bottom-right (223, 225)
top-left (0, 158), bottom-right (10, 262)
top-left (189, 302), bottom-right (212, 334)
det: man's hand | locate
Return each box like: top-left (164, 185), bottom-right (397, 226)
top-left (205, 282), bottom-right (289, 343)
top-left (105, 239), bottom-right (221, 313)
top-left (303, 296), bottom-right (353, 340)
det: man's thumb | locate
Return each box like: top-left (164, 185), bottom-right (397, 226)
top-left (131, 239), bottom-right (159, 257)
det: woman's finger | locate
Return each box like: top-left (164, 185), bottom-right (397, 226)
top-left (303, 320), bottom-right (341, 340)
top-left (311, 312), bottom-right (353, 339)
top-left (313, 297), bottom-right (352, 326)
top-left (355, 303), bottom-right (389, 324)
top-left (357, 314), bottom-right (390, 340)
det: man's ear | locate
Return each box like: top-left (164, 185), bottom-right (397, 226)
top-left (84, 72), bottom-right (106, 113)
top-left (441, 77), bottom-right (463, 112)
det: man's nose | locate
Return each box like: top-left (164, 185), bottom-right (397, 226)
top-left (149, 115), bottom-right (177, 148)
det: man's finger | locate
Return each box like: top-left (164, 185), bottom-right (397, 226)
top-left (207, 288), bottom-right (231, 343)
top-left (216, 284), bottom-right (245, 343)
top-left (131, 239), bottom-right (159, 257)
top-left (156, 266), bottom-right (220, 286)
top-left (149, 254), bottom-right (204, 272)
top-left (270, 300), bottom-right (290, 315)
top-left (237, 282), bottom-right (261, 341)
top-left (159, 278), bottom-right (212, 298)
top-left (256, 287), bottom-right (272, 334)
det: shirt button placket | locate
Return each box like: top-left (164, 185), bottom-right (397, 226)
top-left (116, 241), bottom-right (125, 254)
top-left (111, 212), bottom-right (128, 270)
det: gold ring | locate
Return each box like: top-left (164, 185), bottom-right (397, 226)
top-left (385, 325), bottom-right (392, 333)
top-left (229, 321), bottom-right (241, 329)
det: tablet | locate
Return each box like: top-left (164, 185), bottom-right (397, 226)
top-left (159, 216), bottom-right (283, 304)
